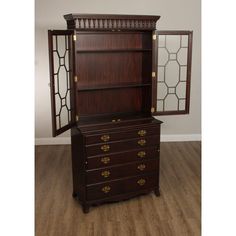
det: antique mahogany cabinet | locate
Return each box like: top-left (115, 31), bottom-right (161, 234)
top-left (48, 14), bottom-right (193, 213)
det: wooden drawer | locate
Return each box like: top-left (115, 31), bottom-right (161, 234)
top-left (86, 147), bottom-right (159, 169)
top-left (85, 125), bottom-right (160, 145)
top-left (86, 135), bottom-right (160, 156)
top-left (86, 158), bottom-right (158, 184)
top-left (86, 173), bottom-right (157, 201)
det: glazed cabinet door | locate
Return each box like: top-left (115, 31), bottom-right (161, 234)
top-left (48, 30), bottom-right (76, 136)
top-left (153, 31), bottom-right (193, 115)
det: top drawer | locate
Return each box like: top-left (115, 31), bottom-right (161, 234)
top-left (84, 125), bottom-right (160, 145)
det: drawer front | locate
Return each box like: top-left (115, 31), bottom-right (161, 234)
top-left (85, 125), bottom-right (160, 145)
top-left (87, 147), bottom-right (159, 169)
top-left (86, 135), bottom-right (160, 157)
top-left (86, 159), bottom-right (158, 184)
top-left (86, 173), bottom-right (157, 201)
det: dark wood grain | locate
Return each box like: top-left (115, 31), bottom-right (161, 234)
top-left (86, 158), bottom-right (158, 184)
top-left (85, 125), bottom-right (160, 144)
top-left (78, 115), bottom-right (162, 132)
top-left (75, 32), bottom-right (152, 50)
top-left (85, 135), bottom-right (160, 157)
top-left (86, 173), bottom-right (158, 200)
top-left (86, 146), bottom-right (159, 169)
top-left (76, 52), bottom-right (145, 86)
top-left (76, 88), bottom-right (145, 116)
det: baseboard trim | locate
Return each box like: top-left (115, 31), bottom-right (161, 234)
top-left (35, 137), bottom-right (71, 145)
top-left (160, 134), bottom-right (201, 142)
top-left (35, 134), bottom-right (201, 145)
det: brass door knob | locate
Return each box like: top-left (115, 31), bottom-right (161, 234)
top-left (137, 164), bottom-right (146, 171)
top-left (101, 144), bottom-right (110, 152)
top-left (101, 170), bottom-right (110, 178)
top-left (137, 179), bottom-right (146, 186)
top-left (101, 134), bottom-right (110, 142)
top-left (138, 130), bottom-right (147, 137)
top-left (137, 151), bottom-right (146, 158)
top-left (101, 157), bottom-right (110, 164)
top-left (138, 139), bottom-right (146, 146)
top-left (102, 186), bottom-right (111, 193)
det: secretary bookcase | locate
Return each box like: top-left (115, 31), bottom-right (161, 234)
top-left (48, 14), bottom-right (193, 213)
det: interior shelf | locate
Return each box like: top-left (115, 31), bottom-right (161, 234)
top-left (76, 49), bottom-right (152, 53)
top-left (77, 82), bottom-right (151, 91)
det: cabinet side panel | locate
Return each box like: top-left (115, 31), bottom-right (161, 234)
top-left (71, 127), bottom-right (86, 201)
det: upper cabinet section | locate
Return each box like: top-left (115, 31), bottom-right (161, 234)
top-left (64, 14), bottom-right (160, 31)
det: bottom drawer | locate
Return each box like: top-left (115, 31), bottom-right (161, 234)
top-left (86, 173), bottom-right (157, 201)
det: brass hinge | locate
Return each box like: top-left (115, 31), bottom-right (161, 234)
top-left (74, 76), bottom-right (78, 82)
top-left (76, 115), bottom-right (79, 122)
top-left (152, 72), bottom-right (156, 78)
top-left (151, 107), bottom-right (155, 113)
top-left (73, 34), bottom-right (77, 41)
top-left (152, 34), bottom-right (157, 40)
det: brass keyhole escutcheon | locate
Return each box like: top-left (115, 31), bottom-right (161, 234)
top-left (101, 157), bottom-right (110, 164)
top-left (138, 130), bottom-right (147, 137)
top-left (101, 144), bottom-right (110, 152)
top-left (101, 134), bottom-right (110, 142)
top-left (137, 179), bottom-right (146, 186)
top-left (137, 151), bottom-right (146, 158)
top-left (137, 164), bottom-right (146, 171)
top-left (138, 139), bottom-right (146, 146)
top-left (101, 170), bottom-right (110, 178)
top-left (102, 186), bottom-right (111, 193)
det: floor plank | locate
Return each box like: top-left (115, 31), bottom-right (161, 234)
top-left (36, 142), bottom-right (201, 236)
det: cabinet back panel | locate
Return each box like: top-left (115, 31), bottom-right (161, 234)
top-left (77, 88), bottom-right (150, 116)
top-left (76, 32), bottom-right (152, 50)
top-left (76, 52), bottom-right (152, 87)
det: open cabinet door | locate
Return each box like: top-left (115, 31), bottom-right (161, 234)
top-left (153, 31), bottom-right (193, 115)
top-left (48, 30), bottom-right (76, 137)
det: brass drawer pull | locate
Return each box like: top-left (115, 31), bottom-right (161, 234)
top-left (137, 151), bottom-right (146, 158)
top-left (138, 130), bottom-right (147, 137)
top-left (101, 144), bottom-right (110, 152)
top-left (101, 157), bottom-right (110, 164)
top-left (137, 164), bottom-right (146, 171)
top-left (101, 170), bottom-right (110, 178)
top-left (138, 139), bottom-right (146, 146)
top-left (101, 134), bottom-right (110, 142)
top-left (111, 119), bottom-right (121, 122)
top-left (137, 179), bottom-right (146, 186)
top-left (102, 186), bottom-right (111, 193)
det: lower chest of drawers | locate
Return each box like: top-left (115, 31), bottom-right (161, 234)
top-left (71, 119), bottom-right (162, 213)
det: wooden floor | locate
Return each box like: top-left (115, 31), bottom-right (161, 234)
top-left (35, 142), bottom-right (201, 236)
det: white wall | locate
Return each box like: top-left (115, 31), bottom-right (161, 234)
top-left (35, 0), bottom-right (201, 143)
